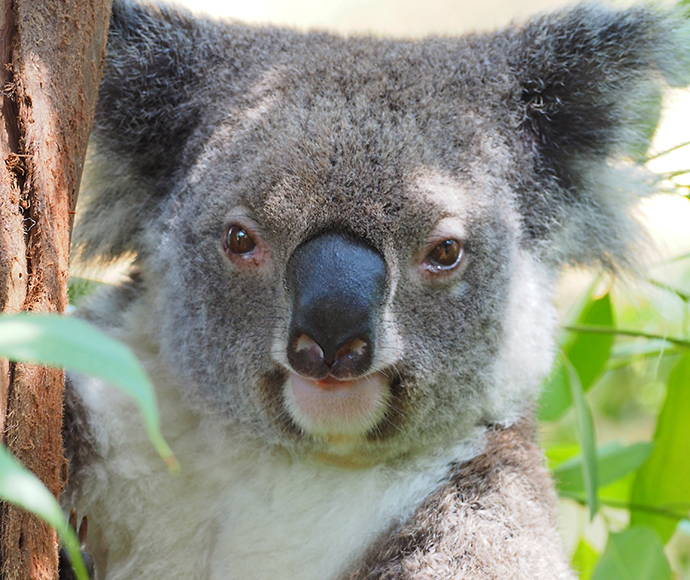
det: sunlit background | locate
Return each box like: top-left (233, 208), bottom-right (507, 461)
top-left (135, 0), bottom-right (690, 575)
top-left (171, 0), bottom-right (573, 35)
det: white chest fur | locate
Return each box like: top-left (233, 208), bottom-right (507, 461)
top-left (71, 374), bottom-right (480, 580)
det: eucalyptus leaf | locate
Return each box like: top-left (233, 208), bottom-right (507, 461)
top-left (598, 472), bottom-right (637, 503)
top-left (591, 527), bottom-right (671, 580)
top-left (0, 444), bottom-right (88, 580)
top-left (538, 356), bottom-right (572, 421)
top-left (571, 539), bottom-right (599, 580)
top-left (545, 443), bottom-right (581, 470)
top-left (0, 314), bottom-right (177, 471)
top-left (555, 441), bottom-right (653, 495)
top-left (539, 292), bottom-right (614, 421)
top-left (567, 292), bottom-right (615, 392)
top-left (565, 359), bottom-right (598, 519)
top-left (631, 353), bottom-right (690, 543)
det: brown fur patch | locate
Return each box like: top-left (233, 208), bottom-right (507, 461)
top-left (344, 419), bottom-right (574, 579)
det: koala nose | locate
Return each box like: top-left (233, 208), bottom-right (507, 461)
top-left (285, 233), bottom-right (386, 381)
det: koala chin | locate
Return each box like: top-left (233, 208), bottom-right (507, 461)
top-left (62, 1), bottom-right (689, 578)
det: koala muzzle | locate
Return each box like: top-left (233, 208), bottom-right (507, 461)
top-left (286, 233), bottom-right (386, 381)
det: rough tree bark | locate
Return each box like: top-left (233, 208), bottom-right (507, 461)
top-left (0, 1), bottom-right (112, 579)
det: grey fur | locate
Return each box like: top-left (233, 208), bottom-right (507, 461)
top-left (345, 420), bottom-right (572, 579)
top-left (65, 2), bottom-right (689, 578)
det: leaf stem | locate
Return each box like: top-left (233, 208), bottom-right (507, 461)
top-left (565, 325), bottom-right (690, 349)
top-left (648, 279), bottom-right (690, 303)
top-left (646, 140), bottom-right (690, 161)
top-left (562, 492), bottom-right (690, 520)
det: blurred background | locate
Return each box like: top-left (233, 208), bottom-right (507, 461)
top-left (167, 0), bottom-right (574, 35)
top-left (136, 0), bottom-right (690, 577)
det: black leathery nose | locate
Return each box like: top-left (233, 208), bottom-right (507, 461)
top-left (286, 232), bottom-right (386, 380)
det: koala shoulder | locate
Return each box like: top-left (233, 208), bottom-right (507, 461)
top-left (346, 420), bottom-right (574, 580)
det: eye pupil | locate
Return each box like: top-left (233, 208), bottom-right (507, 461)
top-left (226, 225), bottom-right (256, 254)
top-left (427, 239), bottom-right (462, 269)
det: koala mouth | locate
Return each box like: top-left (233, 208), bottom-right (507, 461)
top-left (283, 371), bottom-right (391, 448)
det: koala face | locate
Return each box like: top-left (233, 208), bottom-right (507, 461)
top-left (77, 1), bottom-right (689, 462)
top-left (136, 48), bottom-right (558, 461)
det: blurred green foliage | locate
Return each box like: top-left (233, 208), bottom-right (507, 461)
top-left (541, 243), bottom-right (690, 578)
top-left (0, 313), bottom-right (177, 580)
top-left (0, 444), bottom-right (89, 580)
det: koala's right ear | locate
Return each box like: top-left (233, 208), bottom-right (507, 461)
top-left (75, 0), bottom-right (216, 263)
top-left (509, 5), bottom-right (690, 269)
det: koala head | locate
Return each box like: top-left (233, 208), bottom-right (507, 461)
top-left (75, 1), bottom-right (689, 462)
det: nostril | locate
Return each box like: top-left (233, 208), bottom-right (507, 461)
top-left (295, 334), bottom-right (324, 358)
top-left (330, 337), bottom-right (371, 380)
top-left (334, 338), bottom-right (367, 361)
top-left (287, 332), bottom-right (374, 381)
top-left (287, 333), bottom-right (329, 380)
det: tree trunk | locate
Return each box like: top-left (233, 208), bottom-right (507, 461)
top-left (0, 1), bottom-right (112, 579)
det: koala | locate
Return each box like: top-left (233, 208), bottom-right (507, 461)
top-left (61, 1), bottom-right (689, 579)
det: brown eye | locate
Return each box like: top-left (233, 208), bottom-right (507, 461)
top-left (426, 239), bottom-right (463, 270)
top-left (225, 225), bottom-right (256, 255)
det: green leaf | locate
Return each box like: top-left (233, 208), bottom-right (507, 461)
top-left (631, 353), bottom-right (690, 543)
top-left (0, 314), bottom-right (177, 471)
top-left (545, 442), bottom-right (581, 470)
top-left (0, 444), bottom-right (88, 580)
top-left (539, 292), bottom-right (614, 421)
top-left (591, 527), bottom-right (672, 580)
top-left (571, 539), bottom-right (599, 580)
top-left (539, 355), bottom-right (572, 421)
top-left (598, 472), bottom-right (637, 503)
top-left (555, 441), bottom-right (653, 495)
top-left (566, 359), bottom-right (598, 519)
top-left (68, 277), bottom-right (105, 307)
top-left (567, 293), bottom-right (615, 391)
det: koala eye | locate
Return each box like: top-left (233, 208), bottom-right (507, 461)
top-left (221, 219), bottom-right (272, 271)
top-left (225, 225), bottom-right (257, 255)
top-left (425, 239), bottom-right (463, 271)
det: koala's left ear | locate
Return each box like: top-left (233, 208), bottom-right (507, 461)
top-left (510, 6), bottom-right (690, 268)
top-left (74, 0), bottom-right (220, 264)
